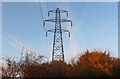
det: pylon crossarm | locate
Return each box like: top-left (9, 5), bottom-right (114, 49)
top-left (47, 29), bottom-right (55, 32)
top-left (46, 29), bottom-right (70, 37)
top-left (48, 10), bottom-right (56, 15)
top-left (43, 19), bottom-right (56, 26)
top-left (57, 8), bottom-right (67, 12)
top-left (45, 19), bottom-right (56, 22)
top-left (48, 8), bottom-right (68, 17)
top-left (62, 29), bottom-right (70, 37)
top-left (62, 29), bottom-right (69, 32)
top-left (44, 19), bottom-right (72, 23)
top-left (61, 19), bottom-right (72, 27)
top-left (46, 29), bottom-right (55, 37)
top-left (46, 29), bottom-right (69, 32)
top-left (58, 9), bottom-right (68, 17)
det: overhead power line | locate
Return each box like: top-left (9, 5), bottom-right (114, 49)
top-left (38, 1), bottom-right (44, 21)
top-left (46, 1), bottom-right (49, 12)
top-left (74, 2), bottom-right (85, 27)
top-left (38, 1), bottom-right (47, 31)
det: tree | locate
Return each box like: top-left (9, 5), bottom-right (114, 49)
top-left (2, 57), bottom-right (19, 77)
top-left (1, 50), bottom-right (119, 78)
top-left (72, 50), bottom-right (117, 77)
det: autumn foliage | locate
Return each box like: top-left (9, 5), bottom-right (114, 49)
top-left (1, 50), bottom-right (120, 78)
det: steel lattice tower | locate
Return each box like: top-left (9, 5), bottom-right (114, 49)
top-left (43, 8), bottom-right (72, 61)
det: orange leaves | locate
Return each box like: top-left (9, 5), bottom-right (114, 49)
top-left (2, 50), bottom-right (120, 77)
top-left (75, 50), bottom-right (115, 76)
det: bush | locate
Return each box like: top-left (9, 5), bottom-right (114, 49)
top-left (1, 50), bottom-right (120, 78)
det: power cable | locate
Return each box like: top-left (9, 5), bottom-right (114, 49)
top-left (38, 1), bottom-right (44, 22)
top-left (39, 0), bottom-right (51, 60)
top-left (38, 0), bottom-right (47, 31)
top-left (74, 2), bottom-right (85, 27)
top-left (73, 2), bottom-right (82, 26)
top-left (47, 3), bottom-right (48, 12)
top-left (69, 2), bottom-right (83, 33)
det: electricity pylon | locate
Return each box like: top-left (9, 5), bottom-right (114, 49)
top-left (43, 8), bottom-right (72, 61)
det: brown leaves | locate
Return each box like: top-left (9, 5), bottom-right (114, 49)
top-left (1, 50), bottom-right (120, 77)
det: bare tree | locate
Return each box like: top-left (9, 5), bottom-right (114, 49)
top-left (2, 57), bottom-right (20, 77)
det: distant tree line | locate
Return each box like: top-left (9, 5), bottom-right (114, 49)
top-left (1, 50), bottom-right (120, 78)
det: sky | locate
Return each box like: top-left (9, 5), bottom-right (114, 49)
top-left (2, 2), bottom-right (118, 62)
top-left (0, 2), bottom-right (2, 66)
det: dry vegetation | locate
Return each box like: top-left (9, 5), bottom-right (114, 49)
top-left (1, 50), bottom-right (120, 78)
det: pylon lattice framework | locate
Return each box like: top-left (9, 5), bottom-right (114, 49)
top-left (44, 8), bottom-right (72, 61)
